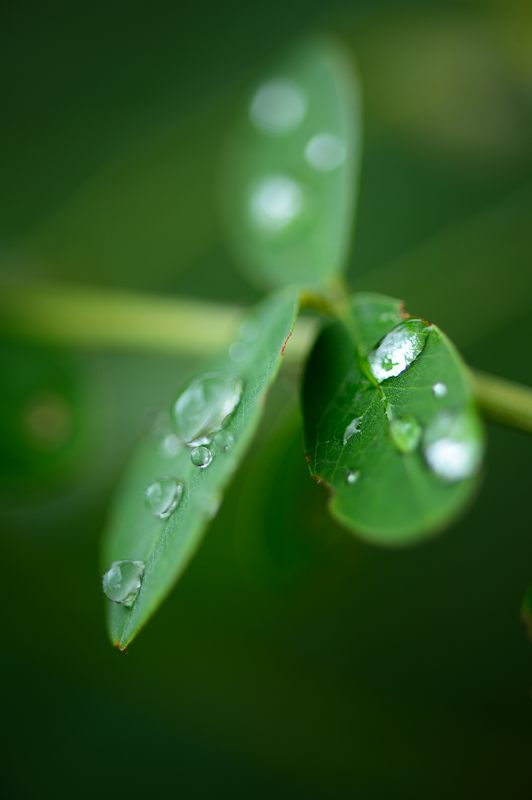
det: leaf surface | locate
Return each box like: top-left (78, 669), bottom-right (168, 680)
top-left (302, 293), bottom-right (485, 544)
top-left (221, 36), bottom-right (362, 289)
top-left (103, 288), bottom-right (298, 648)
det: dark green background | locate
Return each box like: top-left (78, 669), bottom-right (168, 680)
top-left (1, 0), bottom-right (531, 797)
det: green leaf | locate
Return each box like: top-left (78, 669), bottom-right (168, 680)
top-left (221, 36), bottom-right (362, 290)
top-left (102, 288), bottom-right (299, 648)
top-left (521, 587), bottom-right (532, 642)
top-left (302, 293), bottom-right (485, 545)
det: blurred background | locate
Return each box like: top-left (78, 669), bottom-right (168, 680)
top-left (1, 0), bottom-right (531, 797)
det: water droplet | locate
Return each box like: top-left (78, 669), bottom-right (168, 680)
top-left (102, 560), bottom-right (145, 607)
top-left (423, 410), bottom-right (483, 483)
top-left (172, 372), bottom-right (243, 447)
top-left (159, 433), bottom-right (181, 458)
top-left (343, 416), bottom-right (363, 445)
top-left (249, 79), bottom-right (306, 135)
top-left (213, 429), bottom-right (234, 453)
top-left (388, 412), bottom-right (422, 454)
top-left (345, 469), bottom-right (360, 486)
top-left (229, 341), bottom-right (248, 362)
top-left (190, 446), bottom-right (213, 469)
top-left (432, 382), bottom-right (448, 398)
top-left (249, 174), bottom-right (305, 236)
top-left (145, 477), bottom-right (184, 518)
top-left (367, 320), bottom-right (429, 383)
top-left (305, 132), bottom-right (346, 172)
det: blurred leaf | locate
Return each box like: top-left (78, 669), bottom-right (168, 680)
top-left (521, 586), bottom-right (532, 641)
top-left (221, 36), bottom-right (362, 290)
top-left (302, 293), bottom-right (485, 545)
top-left (103, 288), bottom-right (298, 648)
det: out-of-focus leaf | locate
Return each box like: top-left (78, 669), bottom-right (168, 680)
top-left (221, 36), bottom-right (362, 290)
top-left (102, 288), bottom-right (298, 648)
top-left (302, 293), bottom-right (485, 545)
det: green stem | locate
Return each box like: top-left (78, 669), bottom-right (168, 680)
top-left (2, 280), bottom-right (532, 434)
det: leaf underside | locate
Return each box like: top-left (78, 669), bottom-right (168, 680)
top-left (221, 35), bottom-right (362, 290)
top-left (303, 293), bottom-right (485, 545)
top-left (103, 288), bottom-right (298, 648)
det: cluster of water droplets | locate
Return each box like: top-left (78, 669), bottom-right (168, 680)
top-left (247, 78), bottom-right (346, 240)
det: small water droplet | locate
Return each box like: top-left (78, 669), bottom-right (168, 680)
top-left (102, 560), bottom-right (145, 607)
top-left (145, 477), bottom-right (184, 518)
top-left (213, 429), bottom-right (234, 453)
top-left (249, 79), bottom-right (306, 135)
top-left (172, 372), bottom-right (243, 447)
top-left (249, 174), bottom-right (306, 236)
top-left (343, 416), bottom-right (363, 445)
top-left (432, 382), bottom-right (448, 398)
top-left (229, 341), bottom-right (248, 362)
top-left (388, 412), bottom-right (422, 454)
top-left (345, 469), bottom-right (361, 486)
top-left (305, 132), bottom-right (346, 172)
top-left (423, 410), bottom-right (483, 483)
top-left (159, 433), bottom-right (181, 458)
top-left (367, 320), bottom-right (429, 383)
top-left (191, 446), bottom-right (213, 469)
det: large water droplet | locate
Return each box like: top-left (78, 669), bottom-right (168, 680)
top-left (345, 469), bottom-right (361, 485)
top-left (190, 446), bottom-right (213, 469)
top-left (249, 80), bottom-right (306, 135)
top-left (102, 560), bottom-right (145, 607)
top-left (432, 382), bottom-right (448, 398)
top-left (423, 410), bottom-right (483, 483)
top-left (305, 132), bottom-right (346, 172)
top-left (367, 320), bottom-right (429, 383)
top-left (213, 429), bottom-right (234, 453)
top-left (145, 477), bottom-right (184, 518)
top-left (172, 373), bottom-right (243, 447)
top-left (343, 416), bottom-right (363, 445)
top-left (388, 412), bottom-right (422, 454)
top-left (249, 174), bottom-right (305, 236)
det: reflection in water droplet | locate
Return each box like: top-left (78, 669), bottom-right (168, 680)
top-left (145, 477), bottom-right (184, 519)
top-left (367, 320), bottom-right (429, 383)
top-left (102, 560), bottom-right (145, 607)
top-left (229, 341), bottom-right (248, 362)
top-left (305, 132), bottom-right (346, 172)
top-left (249, 175), bottom-right (305, 235)
top-left (249, 79), bottom-right (306, 135)
top-left (345, 469), bottom-right (361, 485)
top-left (172, 373), bottom-right (243, 447)
top-left (159, 433), bottom-right (181, 458)
top-left (191, 446), bottom-right (213, 469)
top-left (388, 412), bottom-right (422, 454)
top-left (423, 410), bottom-right (482, 483)
top-left (343, 416), bottom-right (363, 445)
top-left (214, 429), bottom-right (234, 453)
top-left (432, 382), bottom-right (448, 398)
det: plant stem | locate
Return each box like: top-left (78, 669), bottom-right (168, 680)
top-left (2, 280), bottom-right (532, 433)
top-left (471, 371), bottom-right (532, 434)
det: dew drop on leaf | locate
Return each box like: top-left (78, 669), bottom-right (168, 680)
top-left (249, 175), bottom-right (307, 237)
top-left (345, 469), bottom-right (361, 485)
top-left (367, 320), bottom-right (430, 383)
top-left (171, 373), bottom-right (243, 447)
top-left (343, 416), bottom-right (363, 445)
top-left (102, 560), bottom-right (145, 607)
top-left (432, 382), bottom-right (448, 398)
top-left (305, 132), bottom-right (346, 172)
top-left (190, 446), bottom-right (213, 469)
top-left (249, 79), bottom-right (307, 135)
top-left (388, 411), bottom-right (422, 454)
top-left (423, 410), bottom-right (483, 483)
top-left (213, 429), bottom-right (234, 453)
top-left (145, 477), bottom-right (184, 519)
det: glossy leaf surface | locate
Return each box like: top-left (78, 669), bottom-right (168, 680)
top-left (103, 288), bottom-right (298, 648)
top-left (303, 293), bottom-right (485, 545)
top-left (221, 36), bottom-right (362, 289)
